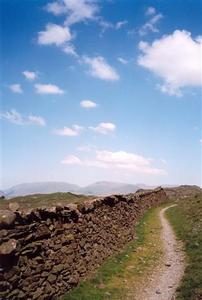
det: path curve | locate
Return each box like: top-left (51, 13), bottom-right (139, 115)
top-left (134, 205), bottom-right (185, 300)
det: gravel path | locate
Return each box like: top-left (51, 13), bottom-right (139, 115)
top-left (133, 205), bottom-right (185, 300)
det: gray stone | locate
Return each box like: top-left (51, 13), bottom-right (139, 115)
top-left (0, 210), bottom-right (16, 227)
top-left (52, 264), bottom-right (64, 274)
top-left (0, 239), bottom-right (17, 255)
top-left (47, 273), bottom-right (57, 283)
top-left (9, 202), bottom-right (20, 212)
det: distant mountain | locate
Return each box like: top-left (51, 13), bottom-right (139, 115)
top-left (0, 191), bottom-right (5, 198)
top-left (3, 181), bottom-right (201, 199)
top-left (3, 181), bottom-right (153, 199)
top-left (4, 182), bottom-right (80, 199)
top-left (79, 181), bottom-right (149, 196)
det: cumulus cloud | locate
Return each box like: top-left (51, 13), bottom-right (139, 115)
top-left (54, 124), bottom-right (84, 136)
top-left (23, 71), bottom-right (37, 81)
top-left (46, 0), bottom-right (99, 25)
top-left (80, 99), bottom-right (97, 108)
top-left (83, 56), bottom-right (120, 81)
top-left (89, 122), bottom-right (116, 134)
top-left (0, 109), bottom-right (46, 126)
top-left (35, 83), bottom-right (65, 94)
top-left (61, 150), bottom-right (166, 175)
top-left (9, 84), bottom-right (23, 94)
top-left (118, 57), bottom-right (128, 64)
top-left (43, 1), bottom-right (124, 56)
top-left (138, 30), bottom-right (202, 96)
top-left (38, 23), bottom-right (72, 46)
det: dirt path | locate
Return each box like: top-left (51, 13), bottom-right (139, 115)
top-left (133, 205), bottom-right (185, 300)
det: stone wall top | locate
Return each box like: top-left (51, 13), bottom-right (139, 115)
top-left (0, 187), bottom-right (164, 229)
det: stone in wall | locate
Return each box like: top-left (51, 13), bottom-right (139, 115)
top-left (0, 187), bottom-right (167, 300)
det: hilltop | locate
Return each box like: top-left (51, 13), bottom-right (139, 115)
top-left (165, 185), bottom-right (202, 198)
top-left (0, 192), bottom-right (93, 212)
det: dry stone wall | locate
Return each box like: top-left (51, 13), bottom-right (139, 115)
top-left (0, 187), bottom-right (167, 300)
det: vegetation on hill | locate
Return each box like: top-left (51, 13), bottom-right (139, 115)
top-left (0, 192), bottom-right (93, 212)
top-left (166, 194), bottom-right (202, 299)
top-left (165, 185), bottom-right (202, 199)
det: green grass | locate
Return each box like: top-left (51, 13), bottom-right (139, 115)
top-left (166, 194), bottom-right (202, 300)
top-left (0, 192), bottom-right (93, 212)
top-left (61, 205), bottom-right (165, 300)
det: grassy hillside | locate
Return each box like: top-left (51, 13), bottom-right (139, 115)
top-left (0, 192), bottom-right (93, 212)
top-left (165, 185), bottom-right (202, 199)
top-left (166, 194), bottom-right (202, 299)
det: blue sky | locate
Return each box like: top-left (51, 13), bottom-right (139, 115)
top-left (1, 0), bottom-right (201, 189)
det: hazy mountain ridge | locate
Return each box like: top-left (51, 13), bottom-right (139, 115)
top-left (4, 182), bottom-right (80, 198)
top-left (3, 181), bottom-right (152, 199)
top-left (2, 181), bottom-right (201, 199)
top-left (79, 181), bottom-right (143, 195)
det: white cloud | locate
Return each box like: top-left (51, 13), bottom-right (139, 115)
top-left (61, 150), bottom-right (166, 175)
top-left (145, 7), bottom-right (156, 16)
top-left (61, 155), bottom-right (82, 165)
top-left (35, 83), bottom-right (65, 94)
top-left (200, 139), bottom-right (202, 143)
top-left (23, 71), bottom-right (37, 81)
top-left (9, 84), bottom-right (23, 94)
top-left (98, 18), bottom-right (127, 34)
top-left (98, 19), bottom-right (113, 33)
top-left (46, 0), bottom-right (99, 25)
top-left (157, 83), bottom-right (183, 97)
top-left (139, 13), bottom-right (163, 36)
top-left (115, 20), bottom-right (128, 30)
top-left (46, 1), bottom-right (66, 15)
top-left (83, 56), bottom-right (120, 81)
top-left (89, 122), bottom-right (116, 134)
top-left (64, 0), bottom-right (99, 25)
top-left (0, 109), bottom-right (46, 126)
top-left (0, 109), bottom-right (23, 125)
top-left (118, 57), bottom-right (128, 64)
top-left (27, 115), bottom-right (46, 126)
top-left (54, 124), bottom-right (84, 136)
top-left (38, 23), bottom-right (72, 46)
top-left (80, 99), bottom-right (97, 108)
top-left (138, 30), bottom-right (202, 96)
top-left (62, 44), bottom-right (78, 56)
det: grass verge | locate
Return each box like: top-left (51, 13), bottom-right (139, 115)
top-left (61, 205), bottom-right (165, 300)
top-left (166, 194), bottom-right (202, 299)
top-left (0, 192), bottom-right (92, 211)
